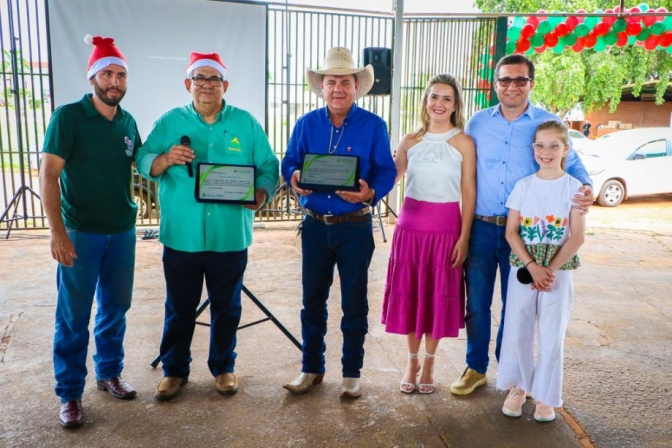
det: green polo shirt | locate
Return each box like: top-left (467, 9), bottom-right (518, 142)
top-left (136, 102), bottom-right (279, 253)
top-left (42, 94), bottom-right (142, 234)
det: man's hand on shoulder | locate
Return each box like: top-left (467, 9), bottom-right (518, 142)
top-left (573, 185), bottom-right (594, 215)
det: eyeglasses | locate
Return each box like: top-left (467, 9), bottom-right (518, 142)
top-left (497, 77), bottom-right (531, 87)
top-left (190, 76), bottom-right (225, 87)
top-left (532, 142), bottom-right (564, 151)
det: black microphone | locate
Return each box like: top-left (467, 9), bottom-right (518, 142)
top-left (180, 135), bottom-right (193, 177)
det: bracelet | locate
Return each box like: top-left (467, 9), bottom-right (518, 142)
top-left (525, 260), bottom-right (536, 268)
top-left (362, 188), bottom-right (375, 207)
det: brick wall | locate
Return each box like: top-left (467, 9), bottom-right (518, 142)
top-left (585, 101), bottom-right (672, 138)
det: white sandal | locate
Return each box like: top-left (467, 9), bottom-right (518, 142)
top-left (418, 353), bottom-right (435, 394)
top-left (400, 353), bottom-right (420, 394)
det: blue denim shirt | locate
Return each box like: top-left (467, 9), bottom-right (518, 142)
top-left (466, 101), bottom-right (592, 217)
top-left (281, 104), bottom-right (396, 215)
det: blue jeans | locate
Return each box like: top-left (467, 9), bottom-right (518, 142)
top-left (464, 219), bottom-right (511, 374)
top-left (159, 247), bottom-right (246, 378)
top-left (300, 216), bottom-right (375, 378)
top-left (53, 228), bottom-right (136, 403)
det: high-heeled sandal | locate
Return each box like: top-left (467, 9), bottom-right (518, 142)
top-left (418, 353), bottom-right (435, 394)
top-left (400, 353), bottom-right (420, 394)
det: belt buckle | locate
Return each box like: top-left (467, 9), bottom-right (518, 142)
top-left (322, 214), bottom-right (335, 225)
top-left (496, 216), bottom-right (507, 226)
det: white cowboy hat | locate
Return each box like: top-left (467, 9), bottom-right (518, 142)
top-left (306, 47), bottom-right (374, 101)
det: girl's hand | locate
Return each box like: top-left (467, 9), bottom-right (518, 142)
top-left (450, 237), bottom-right (468, 268)
top-left (529, 264), bottom-right (555, 291)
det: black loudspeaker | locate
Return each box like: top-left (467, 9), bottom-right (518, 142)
top-left (362, 47), bottom-right (392, 96)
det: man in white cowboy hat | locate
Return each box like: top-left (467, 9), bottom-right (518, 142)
top-left (281, 46), bottom-right (396, 398)
top-left (136, 51), bottom-right (279, 401)
top-left (40, 35), bottom-right (141, 428)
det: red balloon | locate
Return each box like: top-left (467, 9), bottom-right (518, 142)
top-left (572, 41), bottom-right (585, 52)
top-left (584, 33), bottom-right (597, 48)
top-left (477, 79), bottom-right (492, 90)
top-left (594, 22), bottom-right (611, 36)
top-left (575, 9), bottom-right (587, 23)
top-left (516, 38), bottom-right (532, 53)
top-left (521, 24), bottom-right (536, 38)
top-left (660, 32), bottom-right (672, 47)
top-left (603, 10), bottom-right (616, 27)
top-left (566, 16), bottom-right (579, 31)
top-left (616, 32), bottom-right (629, 46)
top-left (555, 23), bottom-right (569, 37)
top-left (644, 35), bottom-right (660, 50)
top-left (544, 33), bottom-right (559, 47)
top-left (656, 7), bottom-right (668, 14)
top-left (534, 44), bottom-right (547, 54)
top-left (527, 16), bottom-right (540, 27)
top-left (626, 22), bottom-right (643, 36)
top-left (643, 11), bottom-right (658, 27)
top-left (614, 6), bottom-right (621, 13)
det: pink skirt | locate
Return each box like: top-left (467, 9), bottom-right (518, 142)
top-left (381, 197), bottom-right (465, 339)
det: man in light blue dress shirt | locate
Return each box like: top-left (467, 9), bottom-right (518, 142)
top-left (449, 54), bottom-right (594, 395)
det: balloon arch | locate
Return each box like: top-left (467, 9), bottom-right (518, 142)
top-left (473, 3), bottom-right (672, 107)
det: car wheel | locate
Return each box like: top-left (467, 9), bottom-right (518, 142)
top-left (134, 188), bottom-right (151, 219)
top-left (597, 180), bottom-right (625, 207)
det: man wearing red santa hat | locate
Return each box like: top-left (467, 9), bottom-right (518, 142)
top-left (40, 35), bottom-right (141, 428)
top-left (136, 52), bottom-right (278, 401)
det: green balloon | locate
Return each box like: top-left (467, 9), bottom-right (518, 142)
top-left (538, 21), bottom-right (552, 35)
top-left (505, 41), bottom-right (517, 54)
top-left (637, 28), bottom-right (651, 41)
top-left (585, 16), bottom-right (599, 28)
top-left (513, 16), bottom-right (526, 28)
top-left (575, 23), bottom-right (590, 37)
top-left (530, 33), bottom-right (545, 47)
top-left (613, 18), bottom-right (627, 33)
top-left (667, 45), bottom-right (672, 54)
top-left (549, 12), bottom-right (563, 28)
top-left (594, 37), bottom-right (607, 52)
top-left (553, 42), bottom-right (565, 54)
top-left (651, 22), bottom-right (665, 36)
top-left (604, 31), bottom-right (618, 45)
top-left (628, 35), bottom-right (637, 45)
top-left (638, 3), bottom-right (649, 12)
top-left (507, 26), bottom-right (521, 40)
top-left (479, 54), bottom-right (491, 65)
top-left (479, 67), bottom-right (492, 78)
top-left (664, 16), bottom-right (672, 31)
top-left (564, 33), bottom-right (577, 46)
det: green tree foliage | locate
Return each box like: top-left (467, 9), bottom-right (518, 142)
top-left (476, 0), bottom-right (672, 115)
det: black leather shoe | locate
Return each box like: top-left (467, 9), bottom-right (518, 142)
top-left (97, 377), bottom-right (137, 399)
top-left (59, 400), bottom-right (84, 428)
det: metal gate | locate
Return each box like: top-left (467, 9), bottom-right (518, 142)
top-left (1, 1), bottom-right (499, 231)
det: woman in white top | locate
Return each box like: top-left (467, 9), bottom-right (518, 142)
top-left (381, 74), bottom-right (476, 394)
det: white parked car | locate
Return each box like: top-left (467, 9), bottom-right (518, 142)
top-left (568, 128), bottom-right (592, 154)
top-left (581, 128), bottom-right (672, 207)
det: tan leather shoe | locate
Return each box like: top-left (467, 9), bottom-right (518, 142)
top-left (215, 373), bottom-right (239, 395)
top-left (283, 372), bottom-right (324, 394)
top-left (155, 376), bottom-right (187, 401)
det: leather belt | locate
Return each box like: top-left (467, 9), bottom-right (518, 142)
top-left (306, 207), bottom-right (371, 225)
top-left (474, 214), bottom-right (507, 226)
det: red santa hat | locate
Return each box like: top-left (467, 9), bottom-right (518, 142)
top-left (84, 34), bottom-right (128, 80)
top-left (186, 52), bottom-right (227, 79)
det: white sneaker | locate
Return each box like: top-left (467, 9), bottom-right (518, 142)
top-left (341, 377), bottom-right (361, 398)
top-left (502, 386), bottom-right (526, 417)
top-left (534, 401), bottom-right (556, 422)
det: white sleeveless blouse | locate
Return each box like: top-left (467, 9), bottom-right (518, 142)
top-left (404, 128), bottom-right (463, 203)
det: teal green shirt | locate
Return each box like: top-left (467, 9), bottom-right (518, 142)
top-left (42, 94), bottom-right (141, 234)
top-left (136, 102), bottom-right (279, 252)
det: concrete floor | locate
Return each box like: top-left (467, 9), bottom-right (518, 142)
top-left (1, 195), bottom-right (671, 447)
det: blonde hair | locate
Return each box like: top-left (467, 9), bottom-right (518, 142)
top-left (415, 73), bottom-right (466, 140)
top-left (534, 119), bottom-right (570, 170)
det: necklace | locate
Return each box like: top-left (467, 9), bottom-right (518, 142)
top-left (327, 123), bottom-right (346, 154)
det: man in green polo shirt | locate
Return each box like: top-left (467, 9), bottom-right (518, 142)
top-left (136, 52), bottom-right (279, 401)
top-left (39, 35), bottom-right (141, 429)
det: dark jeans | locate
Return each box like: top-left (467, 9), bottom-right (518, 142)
top-left (159, 246), bottom-right (247, 378)
top-left (300, 215), bottom-right (375, 378)
top-left (464, 219), bottom-right (511, 374)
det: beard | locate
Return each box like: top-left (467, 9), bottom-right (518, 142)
top-left (93, 80), bottom-right (126, 107)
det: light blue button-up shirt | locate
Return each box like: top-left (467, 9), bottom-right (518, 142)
top-left (466, 101), bottom-right (592, 217)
